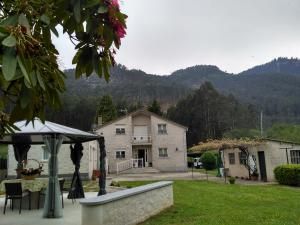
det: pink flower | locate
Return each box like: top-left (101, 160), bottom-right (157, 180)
top-left (111, 0), bottom-right (119, 8)
top-left (116, 24), bottom-right (126, 38)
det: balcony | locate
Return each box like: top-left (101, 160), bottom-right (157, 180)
top-left (132, 135), bottom-right (152, 145)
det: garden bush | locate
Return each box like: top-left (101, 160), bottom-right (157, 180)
top-left (274, 164), bottom-right (300, 186)
top-left (201, 152), bottom-right (217, 170)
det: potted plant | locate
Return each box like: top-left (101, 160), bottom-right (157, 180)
top-left (20, 159), bottom-right (43, 180)
top-left (229, 176), bottom-right (235, 184)
top-left (251, 170), bottom-right (259, 181)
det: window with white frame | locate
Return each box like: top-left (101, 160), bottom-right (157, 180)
top-left (159, 148), bottom-right (168, 157)
top-left (42, 146), bottom-right (49, 161)
top-left (116, 125), bottom-right (125, 135)
top-left (158, 124), bottom-right (167, 134)
top-left (116, 150), bottom-right (126, 159)
top-left (229, 153), bottom-right (235, 165)
top-left (290, 150), bottom-right (300, 164)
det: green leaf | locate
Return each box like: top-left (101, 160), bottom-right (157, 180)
top-left (17, 56), bottom-right (30, 84)
top-left (18, 14), bottom-right (31, 34)
top-left (85, 0), bottom-right (100, 7)
top-left (50, 26), bottom-right (59, 37)
top-left (73, 0), bottom-right (81, 23)
top-left (85, 61), bottom-right (93, 76)
top-left (2, 47), bottom-right (17, 81)
top-left (2, 35), bottom-right (17, 47)
top-left (29, 71), bottom-right (37, 87)
top-left (98, 6), bottom-right (108, 13)
top-left (20, 87), bottom-right (31, 109)
top-left (0, 32), bottom-right (7, 38)
top-left (36, 71), bottom-right (46, 90)
top-left (0, 15), bottom-right (18, 26)
top-left (40, 14), bottom-right (50, 25)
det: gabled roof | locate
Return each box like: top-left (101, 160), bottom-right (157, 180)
top-left (0, 118), bottom-right (100, 144)
top-left (95, 108), bottom-right (188, 130)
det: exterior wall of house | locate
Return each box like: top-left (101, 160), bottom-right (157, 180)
top-left (7, 142), bottom-right (90, 178)
top-left (96, 111), bottom-right (188, 173)
top-left (150, 116), bottom-right (187, 172)
top-left (223, 140), bottom-right (299, 181)
top-left (97, 116), bottom-right (133, 173)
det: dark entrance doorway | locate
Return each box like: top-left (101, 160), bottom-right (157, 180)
top-left (138, 149), bottom-right (145, 167)
top-left (258, 151), bottom-right (267, 182)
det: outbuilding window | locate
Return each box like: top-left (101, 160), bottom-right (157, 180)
top-left (290, 150), bottom-right (300, 164)
top-left (229, 153), bottom-right (235, 165)
top-left (116, 125), bottom-right (125, 135)
top-left (239, 152), bottom-right (247, 165)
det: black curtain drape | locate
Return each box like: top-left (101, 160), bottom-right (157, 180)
top-left (12, 136), bottom-right (31, 178)
top-left (98, 137), bottom-right (106, 196)
top-left (68, 143), bottom-right (85, 199)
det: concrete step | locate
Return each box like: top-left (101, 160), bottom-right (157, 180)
top-left (119, 167), bottom-right (160, 174)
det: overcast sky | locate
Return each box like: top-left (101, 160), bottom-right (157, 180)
top-left (53, 0), bottom-right (300, 75)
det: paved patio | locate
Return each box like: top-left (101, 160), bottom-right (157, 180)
top-left (0, 186), bottom-right (122, 225)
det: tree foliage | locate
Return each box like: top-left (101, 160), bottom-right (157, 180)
top-left (147, 99), bottom-right (163, 116)
top-left (266, 124), bottom-right (300, 143)
top-left (200, 152), bottom-right (216, 170)
top-left (95, 94), bottom-right (117, 124)
top-left (0, 0), bottom-right (127, 135)
top-left (168, 82), bottom-right (258, 147)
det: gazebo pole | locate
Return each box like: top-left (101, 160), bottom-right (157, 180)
top-left (98, 137), bottom-right (106, 196)
top-left (43, 134), bottom-right (63, 218)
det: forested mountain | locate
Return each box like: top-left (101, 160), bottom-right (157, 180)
top-left (47, 57), bottom-right (300, 130)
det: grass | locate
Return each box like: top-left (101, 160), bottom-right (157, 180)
top-left (188, 168), bottom-right (218, 176)
top-left (118, 180), bottom-right (300, 225)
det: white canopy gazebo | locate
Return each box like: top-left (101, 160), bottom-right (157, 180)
top-left (0, 118), bottom-right (106, 218)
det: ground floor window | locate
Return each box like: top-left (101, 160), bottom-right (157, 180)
top-left (159, 148), bottom-right (168, 157)
top-left (290, 150), bottom-right (300, 164)
top-left (229, 153), bottom-right (235, 164)
top-left (116, 150), bottom-right (126, 159)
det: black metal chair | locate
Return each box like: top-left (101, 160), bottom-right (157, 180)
top-left (38, 178), bottom-right (66, 209)
top-left (3, 182), bottom-right (30, 214)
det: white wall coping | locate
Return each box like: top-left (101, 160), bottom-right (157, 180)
top-left (79, 181), bottom-right (173, 206)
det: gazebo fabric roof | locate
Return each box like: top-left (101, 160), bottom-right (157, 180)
top-left (0, 118), bottom-right (100, 144)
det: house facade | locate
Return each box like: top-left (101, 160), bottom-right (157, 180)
top-left (94, 109), bottom-right (188, 174)
top-left (7, 143), bottom-right (91, 179)
top-left (222, 139), bottom-right (300, 181)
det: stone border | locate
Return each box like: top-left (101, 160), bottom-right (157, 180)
top-left (80, 181), bottom-right (173, 205)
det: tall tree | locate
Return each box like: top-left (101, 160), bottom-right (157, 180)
top-left (168, 82), bottom-right (258, 147)
top-left (96, 95), bottom-right (117, 124)
top-left (147, 99), bottom-right (163, 116)
top-left (0, 0), bottom-right (127, 135)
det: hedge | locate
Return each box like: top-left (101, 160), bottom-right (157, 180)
top-left (274, 164), bottom-right (300, 186)
top-left (200, 152), bottom-right (216, 170)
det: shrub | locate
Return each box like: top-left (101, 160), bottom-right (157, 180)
top-left (110, 181), bottom-right (120, 187)
top-left (274, 164), bottom-right (300, 186)
top-left (229, 176), bottom-right (235, 184)
top-left (201, 152), bottom-right (216, 170)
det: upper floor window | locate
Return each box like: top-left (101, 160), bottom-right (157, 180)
top-left (116, 125), bottom-right (125, 135)
top-left (228, 153), bottom-right (235, 165)
top-left (159, 148), bottom-right (168, 157)
top-left (239, 152), bottom-right (247, 165)
top-left (116, 150), bottom-right (126, 159)
top-left (291, 150), bottom-right (300, 164)
top-left (158, 124), bottom-right (167, 134)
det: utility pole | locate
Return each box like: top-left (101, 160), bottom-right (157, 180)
top-left (260, 110), bottom-right (263, 138)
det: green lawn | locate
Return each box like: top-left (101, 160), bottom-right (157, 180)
top-left (118, 180), bottom-right (300, 225)
top-left (188, 168), bottom-right (218, 176)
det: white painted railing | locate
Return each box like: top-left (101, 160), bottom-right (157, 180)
top-left (132, 135), bottom-right (152, 144)
top-left (116, 158), bottom-right (144, 174)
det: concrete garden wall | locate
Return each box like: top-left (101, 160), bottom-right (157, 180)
top-left (80, 181), bottom-right (173, 225)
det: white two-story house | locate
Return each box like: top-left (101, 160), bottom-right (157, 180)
top-left (94, 109), bottom-right (188, 174)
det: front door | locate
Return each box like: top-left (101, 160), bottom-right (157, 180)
top-left (258, 151), bottom-right (267, 182)
top-left (138, 149), bottom-right (145, 167)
